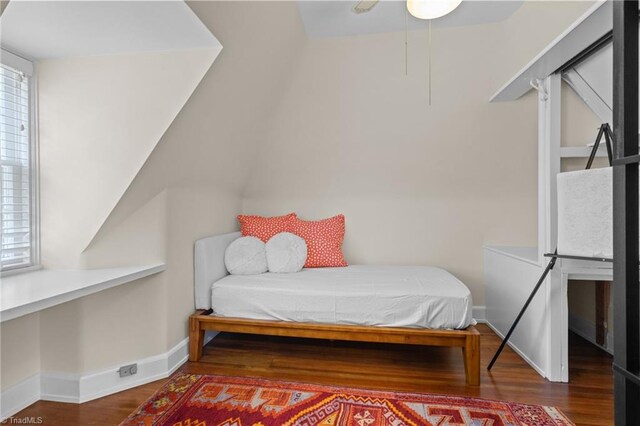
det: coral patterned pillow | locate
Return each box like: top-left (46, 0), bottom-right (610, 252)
top-left (286, 214), bottom-right (347, 268)
top-left (237, 213), bottom-right (296, 242)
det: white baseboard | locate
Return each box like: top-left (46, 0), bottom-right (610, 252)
top-left (0, 374), bottom-right (40, 422)
top-left (41, 337), bottom-right (188, 404)
top-left (1, 332), bottom-right (218, 419)
top-left (485, 320), bottom-right (546, 378)
top-left (472, 305), bottom-right (486, 323)
top-left (568, 313), bottom-right (613, 355)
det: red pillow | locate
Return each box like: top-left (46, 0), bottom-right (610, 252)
top-left (286, 214), bottom-right (347, 268)
top-left (237, 213), bottom-right (296, 242)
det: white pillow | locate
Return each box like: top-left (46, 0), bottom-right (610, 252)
top-left (266, 232), bottom-right (307, 273)
top-left (224, 236), bottom-right (268, 275)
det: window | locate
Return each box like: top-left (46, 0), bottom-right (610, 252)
top-left (0, 51), bottom-right (38, 272)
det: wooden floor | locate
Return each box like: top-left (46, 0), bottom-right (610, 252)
top-left (14, 324), bottom-right (613, 425)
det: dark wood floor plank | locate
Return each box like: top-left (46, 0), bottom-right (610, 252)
top-left (10, 325), bottom-right (613, 425)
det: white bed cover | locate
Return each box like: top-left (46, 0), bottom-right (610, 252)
top-left (210, 265), bottom-right (474, 330)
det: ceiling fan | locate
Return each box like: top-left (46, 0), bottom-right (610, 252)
top-left (352, 0), bottom-right (463, 19)
top-left (352, 0), bottom-right (379, 14)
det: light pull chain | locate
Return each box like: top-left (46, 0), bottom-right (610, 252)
top-left (405, 8), bottom-right (408, 76)
top-left (428, 19), bottom-right (432, 106)
top-left (405, 12), bottom-right (433, 105)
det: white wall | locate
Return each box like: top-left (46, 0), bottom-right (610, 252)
top-left (0, 314), bottom-right (40, 390)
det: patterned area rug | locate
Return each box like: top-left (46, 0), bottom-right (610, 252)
top-left (121, 373), bottom-right (574, 426)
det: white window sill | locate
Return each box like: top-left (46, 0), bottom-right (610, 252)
top-left (1, 264), bottom-right (44, 277)
top-left (0, 264), bottom-right (165, 323)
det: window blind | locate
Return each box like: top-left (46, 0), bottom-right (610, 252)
top-left (0, 63), bottom-right (33, 270)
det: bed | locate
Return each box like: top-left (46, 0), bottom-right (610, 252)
top-left (189, 232), bottom-right (480, 385)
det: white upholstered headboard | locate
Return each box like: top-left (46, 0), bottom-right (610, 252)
top-left (194, 231), bottom-right (240, 310)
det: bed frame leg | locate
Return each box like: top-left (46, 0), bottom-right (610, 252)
top-left (189, 314), bottom-right (205, 362)
top-left (462, 333), bottom-right (480, 386)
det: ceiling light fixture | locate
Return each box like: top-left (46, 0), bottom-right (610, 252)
top-left (407, 0), bottom-right (462, 20)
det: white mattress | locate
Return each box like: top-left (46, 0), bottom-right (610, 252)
top-left (210, 265), bottom-right (474, 330)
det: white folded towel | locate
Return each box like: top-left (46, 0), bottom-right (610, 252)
top-left (557, 167), bottom-right (639, 259)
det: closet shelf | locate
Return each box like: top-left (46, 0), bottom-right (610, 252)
top-left (560, 146), bottom-right (609, 159)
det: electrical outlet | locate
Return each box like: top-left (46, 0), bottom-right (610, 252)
top-left (118, 363), bottom-right (138, 378)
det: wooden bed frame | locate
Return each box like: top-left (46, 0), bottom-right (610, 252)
top-left (189, 309), bottom-right (480, 386)
top-left (190, 231), bottom-right (480, 386)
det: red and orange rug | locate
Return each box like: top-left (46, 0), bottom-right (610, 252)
top-left (121, 373), bottom-right (574, 426)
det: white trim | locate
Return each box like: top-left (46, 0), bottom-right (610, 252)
top-left (42, 333), bottom-right (217, 403)
top-left (0, 53), bottom-right (39, 274)
top-left (472, 306), bottom-right (486, 324)
top-left (485, 320), bottom-right (546, 378)
top-left (0, 49), bottom-right (34, 76)
top-left (538, 74), bottom-right (561, 266)
top-left (542, 74), bottom-right (564, 383)
top-left (0, 374), bottom-right (40, 422)
top-left (29, 62), bottom-right (41, 271)
top-left (40, 373), bottom-right (79, 404)
top-left (1, 333), bottom-right (218, 418)
top-left (553, 272), bottom-right (570, 383)
top-left (42, 338), bottom-right (188, 404)
top-left (483, 246), bottom-right (539, 267)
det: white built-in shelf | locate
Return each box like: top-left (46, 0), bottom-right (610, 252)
top-left (484, 246), bottom-right (539, 266)
top-left (561, 143), bottom-right (640, 159)
top-left (560, 146), bottom-right (609, 159)
top-left (0, 264), bottom-right (165, 322)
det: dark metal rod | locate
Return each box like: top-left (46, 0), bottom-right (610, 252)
top-left (614, 363), bottom-right (640, 387)
top-left (558, 31), bottom-right (614, 74)
top-left (604, 124), bottom-right (614, 165)
top-left (613, 1), bottom-right (640, 423)
top-left (587, 125), bottom-right (606, 169)
top-left (487, 256), bottom-right (557, 371)
top-left (613, 154), bottom-right (640, 166)
top-left (557, 13), bottom-right (640, 75)
top-left (544, 253), bottom-right (613, 263)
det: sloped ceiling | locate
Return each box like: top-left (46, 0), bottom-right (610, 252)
top-left (1, 1), bottom-right (218, 59)
top-left (38, 49), bottom-right (219, 267)
top-left (89, 1), bottom-right (308, 246)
